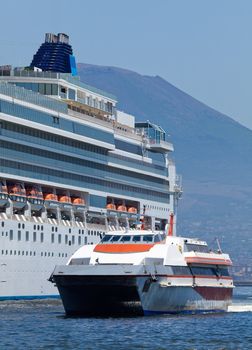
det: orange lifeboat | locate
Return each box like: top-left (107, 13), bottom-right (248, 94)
top-left (127, 207), bottom-right (137, 214)
top-left (117, 205), bottom-right (127, 212)
top-left (26, 186), bottom-right (43, 199)
top-left (44, 193), bottom-right (58, 201)
top-left (106, 203), bottom-right (116, 210)
top-left (9, 183), bottom-right (25, 196)
top-left (72, 197), bottom-right (85, 205)
top-left (59, 195), bottom-right (71, 204)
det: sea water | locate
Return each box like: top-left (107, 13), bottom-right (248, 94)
top-left (0, 287), bottom-right (251, 350)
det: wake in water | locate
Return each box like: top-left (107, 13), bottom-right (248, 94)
top-left (228, 304), bottom-right (252, 312)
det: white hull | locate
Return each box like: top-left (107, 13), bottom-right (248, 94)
top-left (0, 216), bottom-right (101, 299)
top-left (52, 264), bottom-right (233, 316)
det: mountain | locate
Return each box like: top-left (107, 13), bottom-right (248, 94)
top-left (77, 63), bottom-right (252, 269)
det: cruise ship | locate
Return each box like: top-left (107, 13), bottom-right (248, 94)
top-left (0, 33), bottom-right (181, 299)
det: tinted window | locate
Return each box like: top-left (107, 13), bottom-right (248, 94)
top-left (191, 267), bottom-right (216, 276)
top-left (143, 235), bottom-right (153, 242)
top-left (101, 235), bottom-right (112, 242)
top-left (121, 236), bottom-right (131, 242)
top-left (133, 235), bottom-right (141, 242)
top-left (185, 243), bottom-right (208, 253)
top-left (111, 235), bottom-right (122, 242)
top-left (172, 266), bottom-right (191, 275)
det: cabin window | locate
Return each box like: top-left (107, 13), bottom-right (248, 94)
top-left (33, 232), bottom-right (36, 242)
top-left (25, 231), bottom-right (29, 241)
top-left (40, 232), bottom-right (44, 243)
top-left (120, 236), bottom-right (131, 242)
top-left (51, 234), bottom-right (55, 243)
top-left (184, 243), bottom-right (208, 253)
top-left (101, 235), bottom-right (112, 242)
top-left (18, 231), bottom-right (21, 241)
top-left (111, 235), bottom-right (122, 242)
top-left (58, 235), bottom-right (62, 244)
top-left (172, 266), bottom-right (191, 275)
top-left (9, 230), bottom-right (13, 240)
top-left (133, 235), bottom-right (141, 242)
top-left (190, 267), bottom-right (216, 276)
top-left (143, 235), bottom-right (154, 242)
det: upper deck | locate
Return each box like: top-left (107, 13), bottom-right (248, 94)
top-left (0, 68), bottom-right (174, 152)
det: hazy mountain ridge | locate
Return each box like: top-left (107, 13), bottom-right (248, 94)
top-left (77, 63), bottom-right (252, 184)
top-left (77, 63), bottom-right (252, 267)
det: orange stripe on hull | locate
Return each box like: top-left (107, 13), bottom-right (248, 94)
top-left (186, 257), bottom-right (232, 266)
top-left (94, 243), bottom-right (155, 253)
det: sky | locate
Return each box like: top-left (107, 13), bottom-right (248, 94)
top-left (0, 0), bottom-right (252, 129)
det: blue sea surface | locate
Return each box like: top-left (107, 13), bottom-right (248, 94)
top-left (0, 287), bottom-right (251, 350)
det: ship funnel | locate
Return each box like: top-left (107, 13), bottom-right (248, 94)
top-left (168, 212), bottom-right (174, 236)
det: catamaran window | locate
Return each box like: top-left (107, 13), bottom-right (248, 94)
top-left (190, 267), bottom-right (216, 276)
top-left (120, 236), bottom-right (131, 242)
top-left (184, 243), bottom-right (208, 253)
top-left (143, 235), bottom-right (154, 242)
top-left (172, 266), bottom-right (191, 275)
top-left (217, 268), bottom-right (230, 277)
top-left (101, 235), bottom-right (112, 242)
top-left (159, 233), bottom-right (166, 241)
top-left (133, 235), bottom-right (141, 242)
top-left (111, 235), bottom-right (122, 242)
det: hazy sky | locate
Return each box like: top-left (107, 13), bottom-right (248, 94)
top-left (0, 0), bottom-right (251, 129)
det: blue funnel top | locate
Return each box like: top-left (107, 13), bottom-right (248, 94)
top-left (30, 33), bottom-right (77, 75)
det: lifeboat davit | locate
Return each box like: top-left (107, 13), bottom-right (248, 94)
top-left (0, 181), bottom-right (8, 194)
top-left (117, 205), bottom-right (127, 212)
top-left (127, 207), bottom-right (137, 214)
top-left (44, 193), bottom-right (58, 201)
top-left (59, 195), bottom-right (71, 204)
top-left (106, 203), bottom-right (116, 210)
top-left (72, 197), bottom-right (85, 206)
